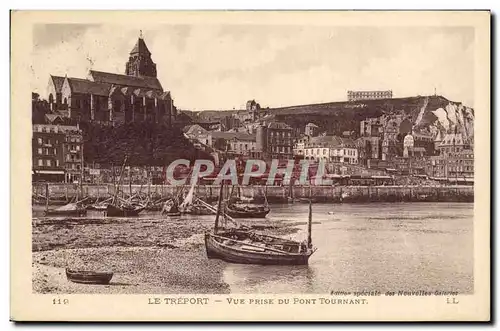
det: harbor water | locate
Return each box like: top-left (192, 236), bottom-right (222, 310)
top-left (222, 202), bottom-right (474, 294)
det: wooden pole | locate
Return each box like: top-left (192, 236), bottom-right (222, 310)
top-left (307, 199), bottom-right (312, 248)
top-left (214, 181), bottom-right (225, 233)
top-left (45, 183), bottom-right (49, 212)
top-left (129, 167), bottom-right (132, 198)
top-left (80, 141), bottom-right (84, 200)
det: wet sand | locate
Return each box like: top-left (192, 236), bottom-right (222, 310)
top-left (32, 212), bottom-right (301, 294)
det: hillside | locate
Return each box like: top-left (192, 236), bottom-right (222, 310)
top-left (183, 95), bottom-right (474, 141)
top-left (267, 95), bottom-right (474, 140)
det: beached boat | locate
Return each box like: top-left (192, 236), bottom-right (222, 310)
top-left (44, 202), bottom-right (87, 217)
top-left (105, 203), bottom-right (144, 217)
top-left (184, 204), bottom-right (214, 215)
top-left (224, 203), bottom-right (270, 218)
top-left (204, 181), bottom-right (317, 265)
top-left (205, 229), bottom-right (314, 265)
top-left (224, 185), bottom-right (271, 218)
top-left (65, 268), bottom-right (113, 285)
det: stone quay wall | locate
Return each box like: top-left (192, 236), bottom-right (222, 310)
top-left (33, 183), bottom-right (474, 204)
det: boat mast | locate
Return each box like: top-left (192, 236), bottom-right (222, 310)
top-left (113, 155), bottom-right (128, 205)
top-left (307, 199), bottom-right (312, 248)
top-left (214, 180), bottom-right (225, 233)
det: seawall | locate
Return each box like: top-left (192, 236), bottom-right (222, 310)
top-left (32, 184), bottom-right (474, 204)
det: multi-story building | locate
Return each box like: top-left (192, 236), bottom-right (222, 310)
top-left (185, 127), bottom-right (258, 157)
top-left (348, 90), bottom-right (393, 102)
top-left (303, 135), bottom-right (358, 164)
top-left (428, 148), bottom-right (474, 179)
top-left (256, 122), bottom-right (293, 160)
top-left (32, 124), bottom-right (83, 183)
top-left (63, 126), bottom-right (84, 183)
top-left (46, 34), bottom-right (177, 126)
top-left (360, 116), bottom-right (385, 137)
top-left (435, 133), bottom-right (471, 157)
top-left (356, 136), bottom-right (381, 163)
top-left (293, 135), bottom-right (311, 158)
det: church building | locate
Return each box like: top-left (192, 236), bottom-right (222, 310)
top-left (46, 34), bottom-right (177, 126)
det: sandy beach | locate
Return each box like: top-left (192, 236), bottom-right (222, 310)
top-left (32, 211), bottom-right (302, 294)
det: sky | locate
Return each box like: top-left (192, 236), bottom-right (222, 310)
top-left (31, 24), bottom-right (475, 110)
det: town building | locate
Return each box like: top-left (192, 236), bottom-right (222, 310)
top-left (436, 133), bottom-right (471, 156)
top-left (348, 90), bottom-right (393, 102)
top-left (46, 34), bottom-right (177, 126)
top-left (32, 124), bottom-right (83, 183)
top-left (428, 149), bottom-right (474, 180)
top-left (427, 132), bottom-right (474, 180)
top-left (185, 127), bottom-right (258, 157)
top-left (256, 122), bottom-right (293, 160)
top-left (292, 135), bottom-right (311, 158)
top-left (356, 136), bottom-right (381, 163)
top-left (303, 135), bottom-right (358, 164)
top-left (304, 123), bottom-right (319, 137)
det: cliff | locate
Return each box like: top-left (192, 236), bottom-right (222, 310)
top-left (268, 95), bottom-right (474, 141)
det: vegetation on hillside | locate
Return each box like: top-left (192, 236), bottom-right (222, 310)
top-left (80, 121), bottom-right (213, 166)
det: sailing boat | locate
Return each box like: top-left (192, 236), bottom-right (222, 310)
top-left (163, 171), bottom-right (213, 216)
top-left (224, 185), bottom-right (270, 218)
top-left (105, 156), bottom-right (145, 217)
top-left (44, 182), bottom-right (87, 217)
top-left (204, 181), bottom-right (317, 265)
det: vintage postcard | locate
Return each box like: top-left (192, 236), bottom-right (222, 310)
top-left (10, 10), bottom-right (490, 321)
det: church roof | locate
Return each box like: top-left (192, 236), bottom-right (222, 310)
top-left (89, 70), bottom-right (163, 92)
top-left (50, 75), bottom-right (65, 93)
top-left (130, 37), bottom-right (151, 56)
top-left (66, 78), bottom-right (111, 96)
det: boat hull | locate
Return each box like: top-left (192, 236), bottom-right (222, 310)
top-left (105, 204), bottom-right (144, 217)
top-left (44, 209), bottom-right (87, 217)
top-left (224, 206), bottom-right (270, 218)
top-left (204, 233), bottom-right (312, 265)
top-left (65, 269), bottom-right (113, 285)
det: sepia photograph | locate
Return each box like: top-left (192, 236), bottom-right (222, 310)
top-left (10, 10), bottom-right (490, 321)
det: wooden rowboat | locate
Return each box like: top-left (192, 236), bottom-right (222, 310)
top-left (65, 268), bottom-right (114, 285)
top-left (205, 230), bottom-right (315, 265)
top-left (224, 204), bottom-right (270, 218)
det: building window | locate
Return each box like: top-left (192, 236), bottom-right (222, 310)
top-left (46, 159), bottom-right (51, 167)
top-left (54, 148), bottom-right (57, 155)
top-left (56, 160), bottom-right (60, 167)
top-left (38, 138), bottom-right (42, 145)
top-left (38, 159), bottom-right (43, 166)
top-left (38, 148), bottom-right (42, 155)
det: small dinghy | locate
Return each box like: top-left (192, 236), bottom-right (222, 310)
top-left (65, 268), bottom-right (114, 285)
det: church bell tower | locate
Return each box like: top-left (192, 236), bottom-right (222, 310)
top-left (125, 31), bottom-right (157, 78)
